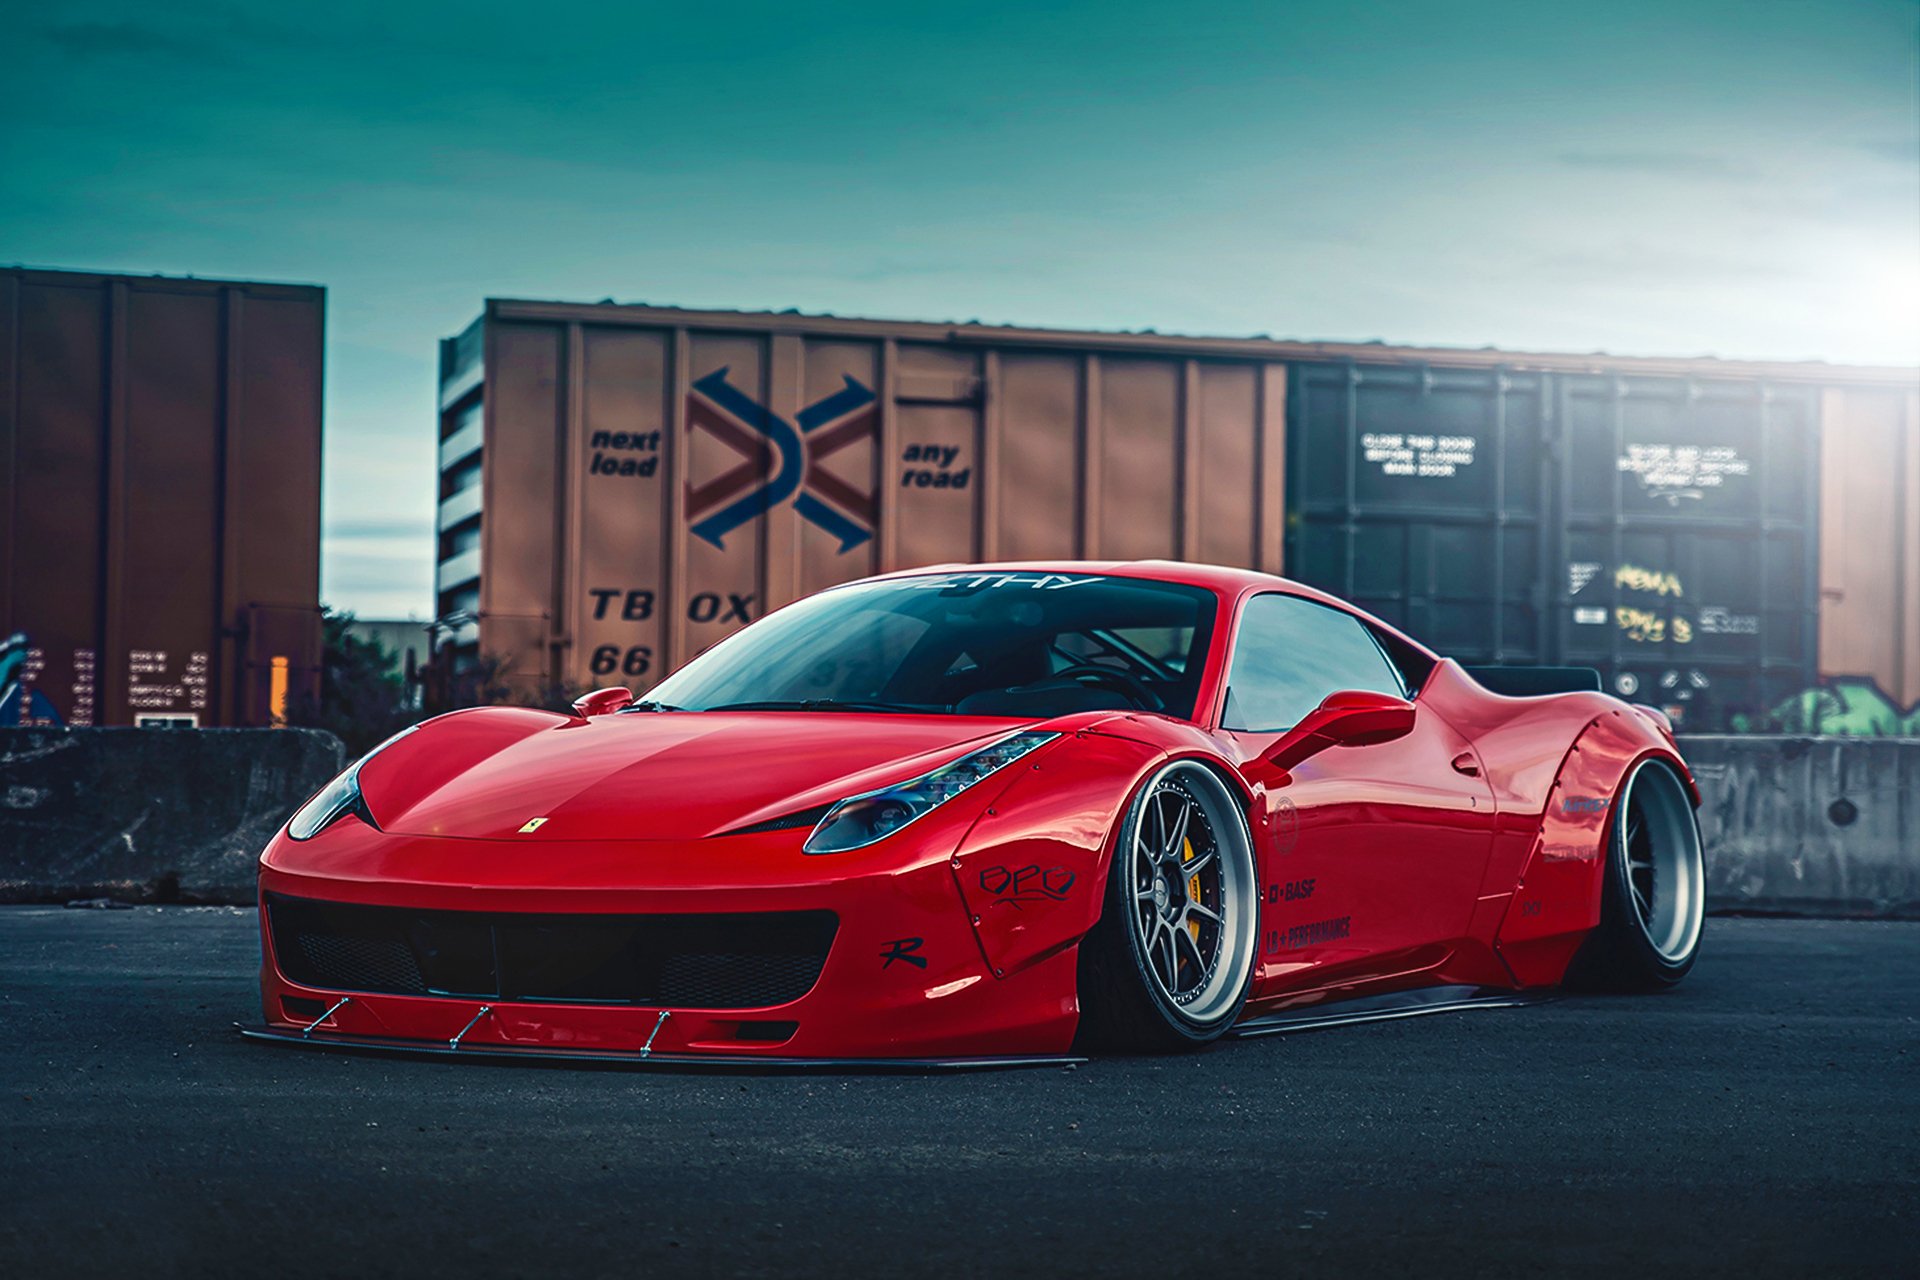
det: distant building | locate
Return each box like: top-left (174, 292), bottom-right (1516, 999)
top-left (345, 619), bottom-right (431, 709)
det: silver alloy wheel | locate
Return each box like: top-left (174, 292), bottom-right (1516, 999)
top-left (1124, 763), bottom-right (1257, 1025)
top-left (1617, 760), bottom-right (1705, 963)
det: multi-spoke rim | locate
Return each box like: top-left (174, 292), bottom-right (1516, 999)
top-left (1125, 763), bottom-right (1255, 1025)
top-left (1617, 760), bottom-right (1704, 963)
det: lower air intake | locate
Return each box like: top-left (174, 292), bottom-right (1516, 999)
top-left (268, 894), bottom-right (836, 1010)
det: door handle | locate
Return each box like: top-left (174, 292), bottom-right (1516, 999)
top-left (1450, 752), bottom-right (1481, 777)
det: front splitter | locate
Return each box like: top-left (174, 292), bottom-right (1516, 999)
top-left (235, 1024), bottom-right (1084, 1073)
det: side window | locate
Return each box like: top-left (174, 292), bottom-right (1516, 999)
top-left (1221, 594), bottom-right (1405, 732)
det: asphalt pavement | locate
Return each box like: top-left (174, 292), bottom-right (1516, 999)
top-left (2, 908), bottom-right (1913, 1278)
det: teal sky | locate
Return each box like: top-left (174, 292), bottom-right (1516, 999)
top-left (4, 1), bottom-right (1915, 617)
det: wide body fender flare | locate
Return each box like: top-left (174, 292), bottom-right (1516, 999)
top-left (951, 718), bottom-right (1254, 983)
top-left (1492, 708), bottom-right (1697, 985)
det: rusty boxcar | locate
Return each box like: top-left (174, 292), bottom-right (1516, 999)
top-left (436, 299), bottom-right (1917, 730)
top-left (0, 267), bottom-right (324, 727)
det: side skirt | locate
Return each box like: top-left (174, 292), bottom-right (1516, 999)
top-left (1229, 985), bottom-right (1550, 1039)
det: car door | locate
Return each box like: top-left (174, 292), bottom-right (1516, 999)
top-left (1218, 593), bottom-right (1495, 998)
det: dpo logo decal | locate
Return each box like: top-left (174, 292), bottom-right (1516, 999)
top-left (685, 368), bottom-right (877, 552)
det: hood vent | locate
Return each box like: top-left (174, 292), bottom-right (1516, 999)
top-left (724, 804), bottom-right (833, 837)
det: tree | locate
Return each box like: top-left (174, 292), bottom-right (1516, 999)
top-left (286, 608), bottom-right (416, 755)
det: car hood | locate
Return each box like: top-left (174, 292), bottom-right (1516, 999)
top-left (355, 706), bottom-right (1039, 842)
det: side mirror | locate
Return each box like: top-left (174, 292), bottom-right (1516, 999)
top-left (1265, 690), bottom-right (1415, 772)
top-left (572, 686), bottom-right (635, 717)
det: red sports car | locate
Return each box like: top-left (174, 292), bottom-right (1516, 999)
top-left (248, 562), bottom-right (1704, 1064)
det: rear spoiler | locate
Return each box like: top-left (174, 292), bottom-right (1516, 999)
top-left (1461, 665), bottom-right (1602, 697)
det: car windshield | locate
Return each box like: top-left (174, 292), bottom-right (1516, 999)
top-left (645, 571), bottom-right (1218, 719)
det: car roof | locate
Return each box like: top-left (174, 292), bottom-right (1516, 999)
top-left (850, 560), bottom-right (1438, 660)
top-left (861, 558), bottom-right (1328, 602)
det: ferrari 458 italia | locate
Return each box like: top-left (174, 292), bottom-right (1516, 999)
top-left (248, 561), bottom-right (1704, 1064)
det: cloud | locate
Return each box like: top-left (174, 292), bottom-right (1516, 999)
top-left (1526, 240), bottom-right (1793, 287)
top-left (33, 19), bottom-right (226, 64)
top-left (325, 518), bottom-right (432, 543)
top-left (1555, 150), bottom-right (1760, 183)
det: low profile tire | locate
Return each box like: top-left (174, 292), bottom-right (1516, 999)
top-left (1075, 761), bottom-right (1259, 1052)
top-left (1567, 757), bottom-right (1705, 991)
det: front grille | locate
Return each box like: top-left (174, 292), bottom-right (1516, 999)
top-left (267, 894), bottom-right (837, 1009)
top-left (658, 951), bottom-right (830, 1009)
top-left (298, 931), bottom-right (426, 994)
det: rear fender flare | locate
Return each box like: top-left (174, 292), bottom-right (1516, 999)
top-left (1493, 708), bottom-right (1695, 985)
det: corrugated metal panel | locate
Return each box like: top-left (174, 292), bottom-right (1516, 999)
top-left (1289, 362), bottom-right (1550, 665)
top-left (1286, 361), bottom-right (1823, 731)
top-left (438, 298), bottom-right (1916, 724)
top-left (443, 304), bottom-right (1286, 695)
top-left (1817, 386), bottom-right (1920, 707)
top-left (1554, 373), bottom-right (1820, 726)
top-left (0, 268), bottom-right (323, 727)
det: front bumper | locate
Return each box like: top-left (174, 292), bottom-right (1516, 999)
top-left (253, 814), bottom-right (1085, 1061)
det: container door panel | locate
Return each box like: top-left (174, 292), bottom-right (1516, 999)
top-left (684, 333), bottom-right (769, 662)
top-left (6, 281), bottom-right (106, 726)
top-left (1556, 375), bottom-right (1818, 728)
top-left (797, 339), bottom-right (881, 596)
top-left (1097, 358), bottom-right (1180, 562)
top-left (994, 354), bottom-right (1080, 561)
top-left (122, 288), bottom-right (220, 725)
top-left (893, 343), bottom-right (981, 569)
top-left (578, 327), bottom-right (670, 693)
top-left (1194, 363), bottom-right (1261, 568)
top-left (1286, 362), bottom-right (1547, 670)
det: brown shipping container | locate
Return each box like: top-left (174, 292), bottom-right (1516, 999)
top-left (437, 299), bottom-right (1917, 714)
top-left (437, 303), bottom-right (1289, 691)
top-left (0, 268), bottom-right (324, 727)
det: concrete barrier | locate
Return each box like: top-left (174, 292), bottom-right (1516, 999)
top-left (1680, 735), bottom-right (1919, 918)
top-left (0, 728), bottom-right (344, 904)
top-left (1, 727), bottom-right (1912, 915)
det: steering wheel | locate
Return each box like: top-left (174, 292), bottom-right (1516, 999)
top-left (1052, 662), bottom-right (1165, 712)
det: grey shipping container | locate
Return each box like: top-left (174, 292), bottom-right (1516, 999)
top-left (1286, 362), bottom-right (1821, 729)
top-left (0, 267), bottom-right (325, 727)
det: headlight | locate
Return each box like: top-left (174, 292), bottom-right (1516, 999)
top-left (803, 731), bottom-right (1057, 855)
top-left (285, 726), bottom-right (418, 841)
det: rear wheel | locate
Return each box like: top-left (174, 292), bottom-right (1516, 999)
top-left (1568, 757), bottom-right (1705, 990)
top-left (1075, 762), bottom-right (1258, 1051)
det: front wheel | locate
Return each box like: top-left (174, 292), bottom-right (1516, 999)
top-left (1075, 761), bottom-right (1258, 1051)
top-left (1567, 757), bottom-right (1705, 991)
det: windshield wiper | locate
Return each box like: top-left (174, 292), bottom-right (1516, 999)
top-left (700, 698), bottom-right (941, 714)
top-left (616, 699), bottom-right (684, 713)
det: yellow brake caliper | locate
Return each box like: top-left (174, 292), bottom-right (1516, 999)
top-left (1183, 837), bottom-right (1202, 946)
